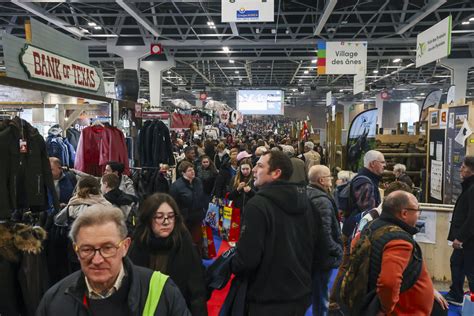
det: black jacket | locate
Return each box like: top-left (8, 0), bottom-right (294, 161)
top-left (170, 177), bottom-right (206, 222)
top-left (0, 118), bottom-right (59, 219)
top-left (128, 229), bottom-right (207, 316)
top-left (448, 175), bottom-right (474, 248)
top-left (138, 120), bottom-right (175, 167)
top-left (307, 184), bottom-right (343, 270)
top-left (231, 181), bottom-right (315, 305)
top-left (104, 188), bottom-right (137, 207)
top-left (397, 173), bottom-right (413, 188)
top-left (0, 120), bottom-right (19, 219)
top-left (36, 257), bottom-right (191, 316)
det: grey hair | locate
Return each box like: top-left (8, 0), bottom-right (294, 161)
top-left (69, 205), bottom-right (128, 243)
top-left (304, 141), bottom-right (314, 150)
top-left (308, 165), bottom-right (330, 185)
top-left (364, 150), bottom-right (383, 167)
top-left (393, 163), bottom-right (406, 173)
top-left (337, 170), bottom-right (356, 182)
top-left (255, 146), bottom-right (268, 156)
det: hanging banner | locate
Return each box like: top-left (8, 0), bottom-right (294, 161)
top-left (326, 91), bottom-right (332, 106)
top-left (353, 72), bottom-right (366, 95)
top-left (221, 0), bottom-right (274, 22)
top-left (445, 106), bottom-right (469, 204)
top-left (419, 90), bottom-right (443, 121)
top-left (416, 15), bottom-right (452, 68)
top-left (19, 44), bottom-right (101, 92)
top-left (447, 85), bottom-right (455, 106)
top-left (346, 108), bottom-right (378, 172)
top-left (317, 41), bottom-right (367, 75)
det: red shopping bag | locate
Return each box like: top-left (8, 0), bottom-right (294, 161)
top-left (202, 224), bottom-right (217, 258)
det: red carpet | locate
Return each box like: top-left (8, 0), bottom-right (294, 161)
top-left (206, 240), bottom-right (232, 316)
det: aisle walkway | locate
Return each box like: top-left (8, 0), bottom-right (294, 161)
top-left (203, 233), bottom-right (463, 316)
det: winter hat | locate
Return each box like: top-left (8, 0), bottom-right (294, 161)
top-left (236, 151), bottom-right (252, 162)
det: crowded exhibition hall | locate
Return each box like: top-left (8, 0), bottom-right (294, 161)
top-left (1, 0), bottom-right (474, 315)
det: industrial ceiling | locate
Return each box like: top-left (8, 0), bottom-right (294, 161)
top-left (0, 0), bottom-right (473, 107)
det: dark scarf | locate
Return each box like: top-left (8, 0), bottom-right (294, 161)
top-left (461, 175), bottom-right (474, 191)
top-left (147, 234), bottom-right (175, 253)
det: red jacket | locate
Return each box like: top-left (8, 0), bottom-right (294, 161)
top-left (74, 125), bottom-right (129, 176)
top-left (377, 239), bottom-right (434, 315)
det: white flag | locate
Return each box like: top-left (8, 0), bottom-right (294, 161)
top-left (455, 119), bottom-right (472, 147)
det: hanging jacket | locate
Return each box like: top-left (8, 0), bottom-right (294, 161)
top-left (14, 118), bottom-right (59, 212)
top-left (138, 120), bottom-right (175, 167)
top-left (0, 120), bottom-right (19, 219)
top-left (66, 128), bottom-right (81, 150)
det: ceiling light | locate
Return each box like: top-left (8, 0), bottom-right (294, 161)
top-left (229, 59), bottom-right (235, 63)
top-left (304, 70), bottom-right (309, 74)
top-left (271, 29), bottom-right (276, 34)
top-left (88, 22), bottom-right (97, 27)
top-left (420, 92), bottom-right (425, 95)
top-left (167, 71), bottom-right (171, 74)
top-left (373, 70), bottom-right (379, 74)
top-left (311, 59), bottom-right (318, 64)
top-left (207, 21), bottom-right (214, 26)
top-left (94, 26), bottom-right (102, 30)
top-left (298, 79), bottom-right (302, 82)
top-left (393, 58), bottom-right (402, 63)
top-left (223, 46), bottom-right (230, 52)
top-left (339, 89), bottom-right (343, 92)
top-left (235, 70), bottom-right (239, 74)
top-left (470, 17), bottom-right (474, 22)
top-left (462, 21), bottom-right (470, 25)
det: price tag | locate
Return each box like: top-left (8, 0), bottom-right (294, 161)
top-left (19, 139), bottom-right (28, 153)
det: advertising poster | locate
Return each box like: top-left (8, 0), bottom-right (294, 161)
top-left (346, 108), bottom-right (377, 172)
top-left (419, 90), bottom-right (442, 121)
top-left (414, 211), bottom-right (437, 244)
top-left (444, 106), bottom-right (469, 204)
top-left (430, 160), bottom-right (443, 201)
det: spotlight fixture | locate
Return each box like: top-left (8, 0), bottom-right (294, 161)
top-left (311, 59), bottom-right (318, 64)
top-left (470, 17), bottom-right (474, 22)
top-left (88, 22), bottom-right (97, 27)
top-left (304, 70), bottom-right (309, 74)
top-left (229, 59), bottom-right (235, 63)
top-left (235, 70), bottom-right (239, 74)
top-left (393, 58), bottom-right (402, 63)
top-left (373, 70), bottom-right (379, 74)
top-left (462, 21), bottom-right (470, 25)
top-left (94, 26), bottom-right (102, 30)
top-left (223, 46), bottom-right (230, 53)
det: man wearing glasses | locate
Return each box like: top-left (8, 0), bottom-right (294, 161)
top-left (36, 205), bottom-right (190, 316)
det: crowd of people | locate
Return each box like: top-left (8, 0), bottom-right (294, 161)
top-left (34, 133), bottom-right (474, 316)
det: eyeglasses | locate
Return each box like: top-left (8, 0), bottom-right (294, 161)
top-left (405, 207), bottom-right (422, 214)
top-left (75, 239), bottom-right (126, 260)
top-left (153, 213), bottom-right (176, 223)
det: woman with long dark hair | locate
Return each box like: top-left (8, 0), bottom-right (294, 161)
top-left (227, 158), bottom-right (255, 217)
top-left (128, 193), bottom-right (207, 316)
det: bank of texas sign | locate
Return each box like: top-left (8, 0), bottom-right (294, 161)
top-left (19, 44), bottom-right (101, 92)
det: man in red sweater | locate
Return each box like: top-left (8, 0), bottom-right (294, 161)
top-left (373, 191), bottom-right (434, 315)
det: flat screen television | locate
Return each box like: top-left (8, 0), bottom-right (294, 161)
top-left (236, 90), bottom-right (284, 115)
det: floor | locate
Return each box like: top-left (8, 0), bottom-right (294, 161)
top-left (203, 232), bottom-right (464, 316)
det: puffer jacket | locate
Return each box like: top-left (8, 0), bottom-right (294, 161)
top-left (169, 177), bottom-right (206, 222)
top-left (119, 175), bottom-right (136, 196)
top-left (54, 195), bottom-right (111, 225)
top-left (307, 184), bottom-right (343, 270)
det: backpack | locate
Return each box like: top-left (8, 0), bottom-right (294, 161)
top-left (340, 219), bottom-right (423, 316)
top-left (336, 175), bottom-right (371, 217)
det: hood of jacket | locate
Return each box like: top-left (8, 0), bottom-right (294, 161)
top-left (48, 124), bottom-right (63, 137)
top-left (256, 180), bottom-right (309, 215)
top-left (461, 175), bottom-right (474, 191)
top-left (104, 188), bottom-right (137, 206)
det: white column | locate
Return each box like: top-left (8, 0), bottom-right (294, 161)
top-left (106, 38), bottom-right (150, 71)
top-left (376, 93), bottom-right (383, 128)
top-left (440, 58), bottom-right (474, 104)
top-left (141, 56), bottom-right (175, 108)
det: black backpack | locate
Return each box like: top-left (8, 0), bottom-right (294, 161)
top-left (336, 175), bottom-right (371, 217)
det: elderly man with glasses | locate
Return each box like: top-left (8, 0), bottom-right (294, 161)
top-left (36, 205), bottom-right (190, 316)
